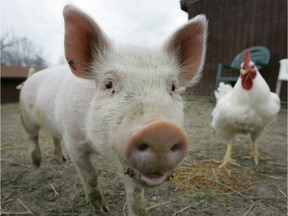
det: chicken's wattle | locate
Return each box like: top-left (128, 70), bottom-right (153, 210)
top-left (241, 72), bottom-right (256, 90)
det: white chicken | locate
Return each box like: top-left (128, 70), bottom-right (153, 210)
top-left (211, 50), bottom-right (280, 168)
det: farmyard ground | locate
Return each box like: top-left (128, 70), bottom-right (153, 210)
top-left (1, 97), bottom-right (287, 215)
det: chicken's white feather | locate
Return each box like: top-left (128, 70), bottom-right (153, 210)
top-left (212, 61), bottom-right (280, 140)
top-left (214, 82), bottom-right (233, 102)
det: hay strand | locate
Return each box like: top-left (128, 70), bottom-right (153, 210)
top-left (49, 182), bottom-right (60, 197)
top-left (17, 199), bottom-right (34, 216)
top-left (147, 201), bottom-right (171, 211)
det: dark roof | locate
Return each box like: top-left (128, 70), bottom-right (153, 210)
top-left (1, 65), bottom-right (44, 78)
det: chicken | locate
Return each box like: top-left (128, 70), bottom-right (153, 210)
top-left (211, 50), bottom-right (280, 168)
top-left (16, 68), bottom-right (36, 90)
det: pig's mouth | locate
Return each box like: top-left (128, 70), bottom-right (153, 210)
top-left (124, 168), bottom-right (170, 187)
top-left (140, 172), bottom-right (169, 187)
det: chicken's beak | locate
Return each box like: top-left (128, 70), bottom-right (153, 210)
top-left (241, 50), bottom-right (251, 75)
top-left (241, 69), bottom-right (248, 75)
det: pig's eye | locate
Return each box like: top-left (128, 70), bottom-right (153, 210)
top-left (105, 81), bottom-right (113, 89)
top-left (171, 84), bottom-right (176, 92)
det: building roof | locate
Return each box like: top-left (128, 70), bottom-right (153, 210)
top-left (1, 65), bottom-right (43, 78)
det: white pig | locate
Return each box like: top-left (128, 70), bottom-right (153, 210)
top-left (20, 5), bottom-right (207, 216)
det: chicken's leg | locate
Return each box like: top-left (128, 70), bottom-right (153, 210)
top-left (213, 144), bottom-right (240, 168)
top-left (244, 138), bottom-right (270, 165)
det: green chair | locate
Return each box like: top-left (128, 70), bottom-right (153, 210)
top-left (215, 46), bottom-right (270, 89)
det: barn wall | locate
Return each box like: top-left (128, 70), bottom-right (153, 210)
top-left (1, 66), bottom-right (44, 103)
top-left (1, 78), bottom-right (25, 103)
top-left (181, 0), bottom-right (287, 101)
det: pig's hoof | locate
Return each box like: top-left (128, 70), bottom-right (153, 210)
top-left (31, 153), bottom-right (41, 167)
top-left (54, 151), bottom-right (67, 163)
top-left (102, 204), bottom-right (110, 213)
top-left (32, 162), bottom-right (40, 168)
top-left (62, 155), bottom-right (67, 161)
top-left (88, 192), bottom-right (109, 213)
top-left (90, 201), bottom-right (110, 213)
top-left (57, 154), bottom-right (67, 163)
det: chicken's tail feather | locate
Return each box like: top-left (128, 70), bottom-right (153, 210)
top-left (27, 67), bottom-right (36, 78)
top-left (214, 82), bottom-right (233, 102)
top-left (16, 67), bottom-right (36, 90)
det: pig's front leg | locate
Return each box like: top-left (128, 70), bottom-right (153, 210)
top-left (53, 138), bottom-right (67, 162)
top-left (66, 141), bottom-right (109, 213)
top-left (124, 176), bottom-right (147, 216)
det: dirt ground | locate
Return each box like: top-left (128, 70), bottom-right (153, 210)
top-left (1, 97), bottom-right (287, 216)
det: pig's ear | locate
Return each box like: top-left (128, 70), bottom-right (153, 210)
top-left (63, 5), bottom-right (110, 79)
top-left (164, 15), bottom-right (208, 87)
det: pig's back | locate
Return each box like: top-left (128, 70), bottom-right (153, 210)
top-left (20, 65), bottom-right (95, 140)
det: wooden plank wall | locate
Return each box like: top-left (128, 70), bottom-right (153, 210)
top-left (181, 0), bottom-right (287, 101)
top-left (1, 66), bottom-right (44, 103)
top-left (1, 78), bottom-right (25, 103)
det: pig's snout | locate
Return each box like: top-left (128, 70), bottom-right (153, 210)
top-left (125, 120), bottom-right (188, 186)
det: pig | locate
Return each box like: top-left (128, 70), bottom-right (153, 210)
top-left (19, 4), bottom-right (207, 216)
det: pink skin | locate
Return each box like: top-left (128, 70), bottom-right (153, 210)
top-left (124, 120), bottom-right (188, 187)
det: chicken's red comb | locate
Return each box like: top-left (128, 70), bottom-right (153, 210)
top-left (243, 49), bottom-right (251, 69)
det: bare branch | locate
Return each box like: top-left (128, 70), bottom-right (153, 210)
top-left (1, 30), bottom-right (47, 67)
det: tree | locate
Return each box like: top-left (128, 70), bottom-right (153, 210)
top-left (1, 31), bottom-right (47, 67)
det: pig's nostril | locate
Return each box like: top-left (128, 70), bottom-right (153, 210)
top-left (138, 143), bottom-right (149, 151)
top-left (171, 143), bottom-right (181, 152)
